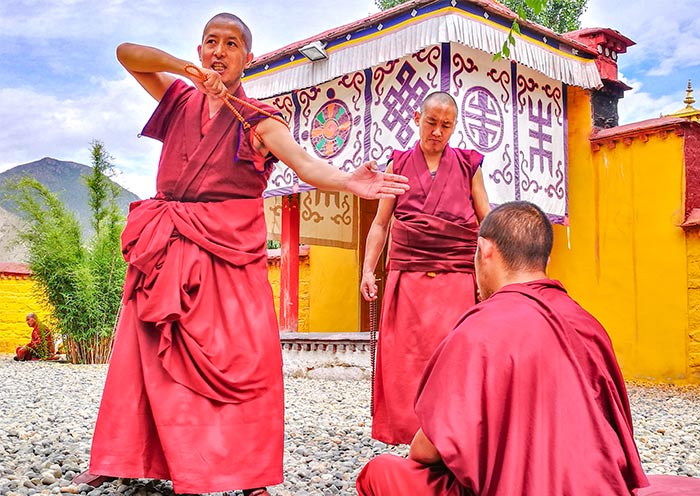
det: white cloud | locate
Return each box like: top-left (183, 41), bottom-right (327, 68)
top-left (581, 0), bottom-right (700, 79)
top-left (0, 76), bottom-right (161, 198)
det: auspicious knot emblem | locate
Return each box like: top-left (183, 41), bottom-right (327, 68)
top-left (382, 62), bottom-right (430, 147)
top-left (309, 99), bottom-right (353, 158)
top-left (461, 86), bottom-right (504, 152)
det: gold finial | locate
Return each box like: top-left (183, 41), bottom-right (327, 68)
top-left (665, 79), bottom-right (700, 121)
top-left (684, 79), bottom-right (696, 108)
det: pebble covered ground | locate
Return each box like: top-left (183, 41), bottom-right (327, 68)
top-left (1, 355), bottom-right (698, 495)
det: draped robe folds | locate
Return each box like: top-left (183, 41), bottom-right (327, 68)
top-left (88, 80), bottom-right (284, 494)
top-left (372, 144), bottom-right (483, 445)
top-left (359, 280), bottom-right (650, 496)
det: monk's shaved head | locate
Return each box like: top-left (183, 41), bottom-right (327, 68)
top-left (420, 91), bottom-right (458, 114)
top-left (479, 201), bottom-right (553, 273)
top-left (203, 13), bottom-right (253, 53)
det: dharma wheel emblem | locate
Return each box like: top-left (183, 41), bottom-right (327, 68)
top-left (309, 99), bottom-right (352, 159)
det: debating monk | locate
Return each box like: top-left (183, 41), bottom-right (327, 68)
top-left (360, 91), bottom-right (489, 445)
top-left (357, 201), bottom-right (651, 496)
top-left (73, 12), bottom-right (408, 496)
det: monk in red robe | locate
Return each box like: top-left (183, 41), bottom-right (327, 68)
top-left (357, 201), bottom-right (651, 495)
top-left (14, 313), bottom-right (54, 361)
top-left (73, 13), bottom-right (408, 496)
top-left (360, 91), bottom-right (490, 445)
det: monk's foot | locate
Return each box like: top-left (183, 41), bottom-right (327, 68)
top-left (72, 470), bottom-right (117, 487)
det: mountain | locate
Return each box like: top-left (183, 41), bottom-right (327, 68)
top-left (0, 205), bottom-right (27, 263)
top-left (0, 157), bottom-right (140, 261)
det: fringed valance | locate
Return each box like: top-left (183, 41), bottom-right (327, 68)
top-left (243, 5), bottom-right (602, 99)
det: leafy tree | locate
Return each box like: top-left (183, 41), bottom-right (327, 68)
top-left (502, 0), bottom-right (587, 33)
top-left (8, 141), bottom-right (127, 364)
top-left (374, 0), bottom-right (404, 8)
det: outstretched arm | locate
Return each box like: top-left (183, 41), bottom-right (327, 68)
top-left (255, 118), bottom-right (409, 200)
top-left (116, 43), bottom-right (225, 102)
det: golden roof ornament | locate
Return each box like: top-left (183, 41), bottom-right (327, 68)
top-left (666, 79), bottom-right (700, 120)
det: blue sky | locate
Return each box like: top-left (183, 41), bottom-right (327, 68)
top-left (1, 0), bottom-right (698, 199)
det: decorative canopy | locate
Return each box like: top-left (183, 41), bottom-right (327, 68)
top-left (243, 0), bottom-right (602, 100)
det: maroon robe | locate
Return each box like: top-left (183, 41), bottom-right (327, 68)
top-left (87, 80), bottom-right (284, 493)
top-left (372, 143), bottom-right (483, 445)
top-left (358, 279), bottom-right (650, 495)
top-left (15, 323), bottom-right (54, 361)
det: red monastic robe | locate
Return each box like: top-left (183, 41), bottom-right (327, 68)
top-left (88, 80), bottom-right (284, 494)
top-left (15, 323), bottom-right (54, 361)
top-left (372, 143), bottom-right (483, 445)
top-left (358, 279), bottom-right (650, 495)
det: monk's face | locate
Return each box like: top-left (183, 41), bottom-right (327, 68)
top-left (198, 19), bottom-right (254, 90)
top-left (26, 315), bottom-right (37, 328)
top-left (414, 101), bottom-right (457, 156)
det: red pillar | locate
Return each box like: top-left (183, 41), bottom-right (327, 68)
top-left (280, 194), bottom-right (300, 332)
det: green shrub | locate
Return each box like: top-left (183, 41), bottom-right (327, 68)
top-left (8, 141), bottom-right (127, 363)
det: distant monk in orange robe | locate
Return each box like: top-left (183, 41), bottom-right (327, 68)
top-left (360, 91), bottom-right (490, 445)
top-left (357, 201), bottom-right (651, 496)
top-left (14, 313), bottom-right (54, 361)
top-left (73, 12), bottom-right (409, 496)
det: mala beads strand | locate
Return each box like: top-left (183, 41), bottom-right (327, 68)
top-left (184, 64), bottom-right (288, 146)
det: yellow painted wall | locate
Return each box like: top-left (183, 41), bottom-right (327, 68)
top-left (308, 245), bottom-right (359, 333)
top-left (0, 276), bottom-right (53, 354)
top-left (548, 86), bottom-right (690, 382)
top-left (687, 229), bottom-right (700, 380)
top-left (267, 257), bottom-right (311, 333)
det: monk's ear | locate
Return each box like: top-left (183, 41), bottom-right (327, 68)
top-left (477, 237), bottom-right (495, 260)
top-left (197, 45), bottom-right (202, 62)
top-left (414, 110), bottom-right (421, 126)
top-left (245, 51), bottom-right (254, 68)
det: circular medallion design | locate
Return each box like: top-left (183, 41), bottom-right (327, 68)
top-left (310, 99), bottom-right (352, 159)
top-left (461, 86), bottom-right (504, 153)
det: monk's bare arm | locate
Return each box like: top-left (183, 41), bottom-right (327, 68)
top-left (409, 428), bottom-right (443, 465)
top-left (471, 168), bottom-right (490, 222)
top-left (255, 119), bottom-right (409, 199)
top-left (360, 178), bottom-right (396, 301)
top-left (116, 43), bottom-right (219, 102)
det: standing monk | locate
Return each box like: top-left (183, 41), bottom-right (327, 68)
top-left (360, 92), bottom-right (489, 445)
top-left (356, 201), bottom-right (650, 496)
top-left (14, 312), bottom-right (54, 361)
top-left (74, 13), bottom-right (408, 496)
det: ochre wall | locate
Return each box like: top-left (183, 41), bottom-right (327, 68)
top-left (0, 275), bottom-right (52, 354)
top-left (549, 86), bottom-right (691, 382)
top-left (308, 245), bottom-right (359, 333)
top-left (686, 229), bottom-right (700, 380)
top-left (267, 246), bottom-right (359, 333)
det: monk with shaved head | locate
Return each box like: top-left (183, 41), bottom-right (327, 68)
top-left (74, 11), bottom-right (409, 496)
top-left (361, 91), bottom-right (490, 446)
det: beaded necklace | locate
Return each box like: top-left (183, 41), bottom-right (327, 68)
top-left (184, 64), bottom-right (288, 146)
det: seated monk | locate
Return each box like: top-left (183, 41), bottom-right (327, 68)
top-left (357, 201), bottom-right (700, 496)
top-left (14, 313), bottom-right (55, 361)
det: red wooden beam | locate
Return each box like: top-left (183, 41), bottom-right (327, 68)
top-left (280, 194), bottom-right (300, 332)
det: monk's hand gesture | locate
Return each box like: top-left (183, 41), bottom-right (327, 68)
top-left (191, 67), bottom-right (227, 99)
top-left (346, 161), bottom-right (409, 200)
top-left (360, 271), bottom-right (378, 301)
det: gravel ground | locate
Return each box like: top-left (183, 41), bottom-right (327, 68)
top-left (1, 354), bottom-right (698, 495)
